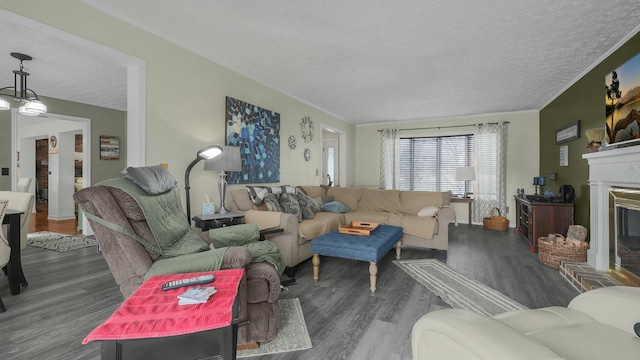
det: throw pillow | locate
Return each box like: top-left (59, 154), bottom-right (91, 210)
top-left (294, 192), bottom-right (319, 219)
top-left (321, 200), bottom-right (351, 213)
top-left (279, 193), bottom-right (302, 222)
top-left (263, 193), bottom-right (283, 212)
top-left (417, 205), bottom-right (439, 217)
top-left (311, 197), bottom-right (325, 212)
top-left (246, 185), bottom-right (298, 205)
top-left (122, 165), bottom-right (178, 195)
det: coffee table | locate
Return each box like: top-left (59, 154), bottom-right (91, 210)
top-left (83, 268), bottom-right (244, 360)
top-left (311, 225), bottom-right (403, 292)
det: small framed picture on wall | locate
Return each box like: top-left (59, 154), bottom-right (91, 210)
top-left (559, 145), bottom-right (569, 166)
top-left (556, 121), bottom-right (580, 144)
top-left (100, 135), bottom-right (120, 160)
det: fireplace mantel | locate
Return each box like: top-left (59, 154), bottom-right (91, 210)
top-left (583, 145), bottom-right (640, 272)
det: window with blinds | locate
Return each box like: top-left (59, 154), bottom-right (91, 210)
top-left (398, 135), bottom-right (474, 195)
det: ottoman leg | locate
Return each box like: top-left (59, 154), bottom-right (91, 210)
top-left (312, 254), bottom-right (320, 281)
top-left (369, 262), bottom-right (377, 292)
top-left (395, 240), bottom-right (402, 260)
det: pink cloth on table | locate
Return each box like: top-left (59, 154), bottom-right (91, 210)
top-left (83, 268), bottom-right (244, 343)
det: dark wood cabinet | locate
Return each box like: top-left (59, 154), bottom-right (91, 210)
top-left (514, 196), bottom-right (574, 253)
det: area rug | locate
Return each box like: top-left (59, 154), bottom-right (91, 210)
top-left (27, 231), bottom-right (97, 252)
top-left (394, 259), bottom-right (527, 316)
top-left (238, 298), bottom-right (312, 358)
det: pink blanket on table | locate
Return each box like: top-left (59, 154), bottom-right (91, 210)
top-left (83, 268), bottom-right (244, 343)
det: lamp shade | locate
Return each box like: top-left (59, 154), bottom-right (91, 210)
top-left (204, 146), bottom-right (241, 171)
top-left (455, 166), bottom-right (476, 181)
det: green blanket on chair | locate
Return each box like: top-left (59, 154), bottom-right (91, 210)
top-left (97, 177), bottom-right (210, 258)
top-left (207, 224), bottom-right (286, 275)
top-left (97, 176), bottom-right (285, 276)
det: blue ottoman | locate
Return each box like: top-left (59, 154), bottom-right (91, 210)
top-left (311, 225), bottom-right (403, 292)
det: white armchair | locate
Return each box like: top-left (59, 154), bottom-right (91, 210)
top-left (0, 199), bottom-right (10, 312)
top-left (412, 286), bottom-right (640, 360)
top-left (17, 177), bottom-right (32, 193)
top-left (0, 191), bottom-right (35, 249)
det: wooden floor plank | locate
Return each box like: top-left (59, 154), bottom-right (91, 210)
top-left (0, 224), bottom-right (579, 360)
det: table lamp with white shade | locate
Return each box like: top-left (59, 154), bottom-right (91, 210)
top-left (455, 166), bottom-right (476, 198)
top-left (204, 146), bottom-right (242, 214)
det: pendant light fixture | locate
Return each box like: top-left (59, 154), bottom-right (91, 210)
top-left (0, 52), bottom-right (48, 116)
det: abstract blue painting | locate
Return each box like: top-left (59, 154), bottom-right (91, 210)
top-left (225, 96), bottom-right (280, 184)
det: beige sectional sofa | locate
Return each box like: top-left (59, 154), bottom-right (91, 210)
top-left (230, 186), bottom-right (457, 273)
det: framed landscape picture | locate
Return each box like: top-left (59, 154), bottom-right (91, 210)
top-left (225, 96), bottom-right (280, 184)
top-left (605, 51), bottom-right (640, 147)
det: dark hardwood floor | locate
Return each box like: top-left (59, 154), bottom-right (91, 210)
top-left (0, 224), bottom-right (579, 360)
top-left (28, 211), bottom-right (81, 235)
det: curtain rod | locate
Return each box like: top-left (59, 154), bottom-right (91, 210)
top-left (376, 122), bottom-right (509, 132)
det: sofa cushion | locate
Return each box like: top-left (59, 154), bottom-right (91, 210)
top-left (327, 187), bottom-right (363, 211)
top-left (399, 191), bottom-right (446, 214)
top-left (298, 212), bottom-right (345, 243)
top-left (402, 214), bottom-right (436, 239)
top-left (321, 200), bottom-right (351, 213)
top-left (298, 185), bottom-right (327, 198)
top-left (231, 188), bottom-right (255, 211)
top-left (358, 189), bottom-right (402, 213)
top-left (344, 211), bottom-right (391, 226)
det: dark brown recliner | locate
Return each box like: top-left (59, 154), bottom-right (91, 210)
top-left (74, 185), bottom-right (281, 344)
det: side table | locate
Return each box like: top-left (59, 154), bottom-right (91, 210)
top-left (193, 211), bottom-right (245, 231)
top-left (83, 269), bottom-right (244, 360)
top-left (451, 197), bottom-right (473, 225)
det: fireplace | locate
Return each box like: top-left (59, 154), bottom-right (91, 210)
top-left (610, 188), bottom-right (640, 282)
top-left (583, 145), bottom-right (640, 279)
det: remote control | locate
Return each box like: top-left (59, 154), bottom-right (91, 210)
top-left (161, 274), bottom-right (215, 291)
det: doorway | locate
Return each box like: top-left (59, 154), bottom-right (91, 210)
top-left (321, 126), bottom-right (346, 187)
top-left (34, 138), bottom-right (49, 212)
top-left (13, 113), bottom-right (91, 222)
top-left (323, 138), bottom-right (339, 186)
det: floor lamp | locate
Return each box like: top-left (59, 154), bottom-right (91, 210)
top-left (185, 145), bottom-right (223, 225)
top-left (204, 146), bottom-right (241, 214)
top-left (455, 166), bottom-right (476, 198)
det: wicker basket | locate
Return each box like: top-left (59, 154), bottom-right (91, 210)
top-left (483, 207), bottom-right (509, 231)
top-left (538, 234), bottom-right (588, 269)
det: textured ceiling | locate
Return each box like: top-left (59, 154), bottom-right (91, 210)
top-left (3, 2), bottom-right (640, 124)
top-left (0, 9), bottom-right (128, 112)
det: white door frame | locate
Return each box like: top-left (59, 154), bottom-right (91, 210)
top-left (3, 10), bottom-right (146, 235)
top-left (320, 125), bottom-right (347, 187)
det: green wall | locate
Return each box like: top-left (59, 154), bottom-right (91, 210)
top-left (540, 31), bottom-right (640, 231)
top-left (0, 95), bottom-right (126, 191)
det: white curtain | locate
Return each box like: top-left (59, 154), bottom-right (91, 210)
top-left (473, 122), bottom-right (508, 223)
top-left (379, 129), bottom-right (400, 189)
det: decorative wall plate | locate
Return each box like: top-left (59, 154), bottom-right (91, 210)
top-left (300, 116), bottom-right (314, 143)
top-left (304, 148), bottom-right (311, 161)
top-left (288, 135), bottom-right (297, 150)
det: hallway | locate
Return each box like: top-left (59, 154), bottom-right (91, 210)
top-left (28, 211), bottom-right (80, 236)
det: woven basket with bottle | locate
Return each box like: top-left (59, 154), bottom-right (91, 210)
top-left (538, 232), bottom-right (588, 269)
